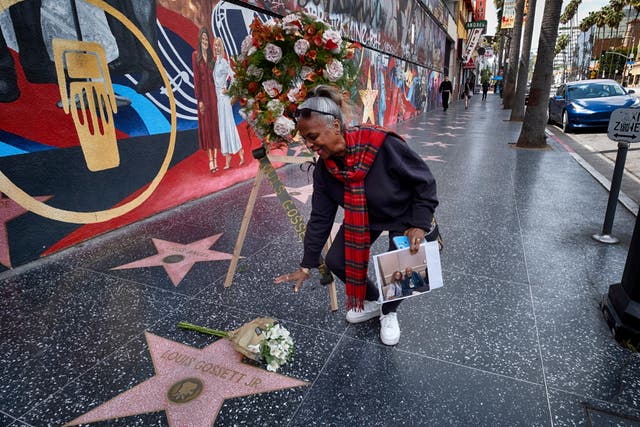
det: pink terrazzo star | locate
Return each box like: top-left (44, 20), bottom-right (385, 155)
top-left (263, 184), bottom-right (313, 204)
top-left (421, 155), bottom-right (446, 163)
top-left (112, 234), bottom-right (233, 286)
top-left (64, 332), bottom-right (308, 427)
top-left (0, 195), bottom-right (52, 268)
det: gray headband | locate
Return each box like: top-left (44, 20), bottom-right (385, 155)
top-left (297, 96), bottom-right (344, 124)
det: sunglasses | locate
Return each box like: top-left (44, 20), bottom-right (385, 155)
top-left (293, 108), bottom-right (338, 124)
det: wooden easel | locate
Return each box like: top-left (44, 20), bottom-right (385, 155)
top-left (224, 149), bottom-right (339, 312)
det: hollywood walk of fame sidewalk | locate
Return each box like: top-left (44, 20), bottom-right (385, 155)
top-left (1, 94), bottom-right (640, 426)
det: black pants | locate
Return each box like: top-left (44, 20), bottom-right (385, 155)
top-left (482, 90), bottom-right (488, 100)
top-left (441, 92), bottom-right (450, 110)
top-left (325, 226), bottom-right (402, 315)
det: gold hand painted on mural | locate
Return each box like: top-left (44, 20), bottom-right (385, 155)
top-left (0, 0), bottom-right (176, 224)
top-left (53, 38), bottom-right (119, 172)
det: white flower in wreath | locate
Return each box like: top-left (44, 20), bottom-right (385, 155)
top-left (273, 115), bottom-right (296, 137)
top-left (241, 35), bottom-right (254, 56)
top-left (266, 99), bottom-right (284, 116)
top-left (282, 13), bottom-right (303, 33)
top-left (264, 43), bottom-right (283, 63)
top-left (294, 38), bottom-right (310, 56)
top-left (262, 79), bottom-right (282, 97)
top-left (300, 66), bottom-right (314, 80)
top-left (325, 59), bottom-right (344, 82)
top-left (267, 361), bottom-right (279, 372)
top-left (322, 29), bottom-right (343, 53)
top-left (246, 64), bottom-right (263, 79)
top-left (287, 83), bottom-right (303, 103)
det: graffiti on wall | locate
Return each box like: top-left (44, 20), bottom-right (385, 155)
top-left (234, 0), bottom-right (446, 71)
top-left (0, 0), bottom-right (444, 269)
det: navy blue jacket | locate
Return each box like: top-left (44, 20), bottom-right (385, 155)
top-left (301, 133), bottom-right (438, 268)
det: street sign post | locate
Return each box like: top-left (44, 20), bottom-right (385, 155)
top-left (593, 108), bottom-right (638, 244)
top-left (607, 108), bottom-right (640, 142)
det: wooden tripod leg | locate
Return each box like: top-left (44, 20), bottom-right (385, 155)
top-left (323, 238), bottom-right (339, 311)
top-left (224, 168), bottom-right (263, 287)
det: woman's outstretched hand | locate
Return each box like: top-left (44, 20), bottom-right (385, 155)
top-left (404, 227), bottom-right (426, 254)
top-left (274, 268), bottom-right (311, 293)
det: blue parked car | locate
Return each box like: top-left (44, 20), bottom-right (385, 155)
top-left (548, 79), bottom-right (640, 132)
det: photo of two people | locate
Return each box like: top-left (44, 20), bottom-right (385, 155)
top-left (372, 241), bottom-right (443, 303)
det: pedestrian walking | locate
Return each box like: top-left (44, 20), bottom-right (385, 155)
top-left (464, 79), bottom-right (473, 109)
top-left (482, 80), bottom-right (489, 101)
top-left (438, 75), bottom-right (453, 111)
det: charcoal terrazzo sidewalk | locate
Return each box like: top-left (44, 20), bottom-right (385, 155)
top-left (1, 94), bottom-right (639, 426)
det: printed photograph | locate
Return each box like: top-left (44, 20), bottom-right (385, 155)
top-left (372, 241), bottom-right (443, 303)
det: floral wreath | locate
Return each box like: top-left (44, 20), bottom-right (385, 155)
top-left (228, 10), bottom-right (361, 147)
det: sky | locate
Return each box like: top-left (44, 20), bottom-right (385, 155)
top-left (485, 0), bottom-right (609, 50)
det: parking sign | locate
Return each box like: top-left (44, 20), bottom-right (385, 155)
top-left (608, 108), bottom-right (640, 142)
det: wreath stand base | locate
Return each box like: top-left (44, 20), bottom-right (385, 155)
top-left (224, 147), bottom-right (339, 312)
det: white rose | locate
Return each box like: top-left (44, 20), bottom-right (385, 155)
top-left (322, 29), bottom-right (342, 53)
top-left (266, 361), bottom-right (279, 372)
top-left (264, 43), bottom-right (283, 63)
top-left (282, 13), bottom-right (302, 33)
top-left (241, 35), bottom-right (254, 56)
top-left (267, 99), bottom-right (284, 116)
top-left (325, 59), bottom-right (344, 82)
top-left (262, 79), bottom-right (282, 98)
top-left (273, 115), bottom-right (296, 137)
top-left (294, 39), bottom-right (310, 56)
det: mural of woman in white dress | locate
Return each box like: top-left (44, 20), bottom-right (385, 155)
top-left (213, 37), bottom-right (244, 169)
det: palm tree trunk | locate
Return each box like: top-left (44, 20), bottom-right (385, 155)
top-left (510, 0), bottom-right (538, 121)
top-left (503, 0), bottom-right (526, 109)
top-left (515, 0), bottom-right (564, 148)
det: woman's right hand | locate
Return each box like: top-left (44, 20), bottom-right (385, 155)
top-left (199, 101), bottom-right (204, 112)
top-left (274, 268), bottom-right (311, 293)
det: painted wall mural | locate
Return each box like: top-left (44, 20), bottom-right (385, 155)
top-left (0, 0), bottom-right (445, 269)
top-left (235, 0), bottom-right (447, 71)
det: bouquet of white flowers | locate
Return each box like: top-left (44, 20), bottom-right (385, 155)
top-left (178, 318), bottom-right (295, 372)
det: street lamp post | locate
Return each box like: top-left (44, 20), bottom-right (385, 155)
top-left (603, 50), bottom-right (634, 83)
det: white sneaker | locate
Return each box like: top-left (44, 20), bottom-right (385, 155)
top-left (346, 300), bottom-right (380, 324)
top-left (379, 312), bottom-right (400, 345)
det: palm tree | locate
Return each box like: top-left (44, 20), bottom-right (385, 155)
top-left (580, 11), bottom-right (597, 75)
top-left (560, 0), bottom-right (581, 24)
top-left (632, 0), bottom-right (640, 19)
top-left (515, 0), bottom-right (564, 149)
top-left (510, 0), bottom-right (538, 121)
top-left (503, 0), bottom-right (526, 109)
top-left (605, 7), bottom-right (625, 78)
top-left (494, 0), bottom-right (506, 79)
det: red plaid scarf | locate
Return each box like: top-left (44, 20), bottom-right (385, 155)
top-left (324, 126), bottom-right (389, 310)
